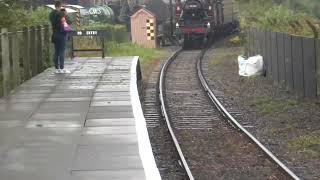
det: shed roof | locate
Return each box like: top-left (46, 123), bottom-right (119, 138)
top-left (131, 8), bottom-right (155, 18)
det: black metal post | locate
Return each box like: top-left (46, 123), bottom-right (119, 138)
top-left (102, 36), bottom-right (105, 59)
top-left (170, 0), bottom-right (173, 40)
top-left (71, 36), bottom-right (74, 59)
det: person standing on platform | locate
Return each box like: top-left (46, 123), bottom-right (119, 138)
top-left (49, 1), bottom-right (71, 74)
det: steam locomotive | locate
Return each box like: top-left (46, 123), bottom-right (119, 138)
top-left (175, 0), bottom-right (238, 48)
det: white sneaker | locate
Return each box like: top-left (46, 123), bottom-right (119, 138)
top-left (61, 69), bottom-right (71, 74)
top-left (55, 69), bottom-right (61, 74)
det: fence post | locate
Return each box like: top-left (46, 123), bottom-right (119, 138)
top-left (292, 36), bottom-right (304, 96)
top-left (1, 28), bottom-right (11, 97)
top-left (284, 34), bottom-right (293, 90)
top-left (30, 26), bottom-right (37, 76)
top-left (249, 28), bottom-right (254, 56)
top-left (12, 29), bottom-right (21, 88)
top-left (37, 25), bottom-right (43, 72)
top-left (317, 39), bottom-right (320, 96)
top-left (246, 29), bottom-right (250, 56)
top-left (302, 38), bottom-right (316, 98)
top-left (43, 24), bottom-right (50, 70)
top-left (253, 29), bottom-right (259, 55)
top-left (277, 33), bottom-right (285, 83)
top-left (265, 31), bottom-right (272, 79)
top-left (22, 26), bottom-right (30, 80)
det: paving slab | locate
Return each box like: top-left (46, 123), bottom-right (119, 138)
top-left (71, 169), bottom-right (145, 180)
top-left (82, 126), bottom-right (137, 135)
top-left (0, 120), bottom-right (23, 128)
top-left (26, 120), bottom-right (83, 128)
top-left (72, 154), bottom-right (143, 170)
top-left (0, 112), bottom-right (33, 121)
top-left (0, 103), bottom-right (39, 112)
top-left (86, 112), bottom-right (133, 119)
top-left (77, 134), bottom-right (138, 145)
top-left (90, 100), bottom-right (132, 106)
top-left (88, 106), bottom-right (133, 113)
top-left (37, 102), bottom-right (90, 113)
top-left (85, 118), bottom-right (135, 127)
top-left (45, 97), bottom-right (91, 102)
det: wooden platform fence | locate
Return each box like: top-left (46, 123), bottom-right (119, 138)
top-left (0, 25), bottom-right (51, 97)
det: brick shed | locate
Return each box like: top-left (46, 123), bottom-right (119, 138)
top-left (131, 8), bottom-right (157, 48)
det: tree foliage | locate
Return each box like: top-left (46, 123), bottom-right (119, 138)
top-left (0, 0), bottom-right (50, 28)
top-left (236, 0), bottom-right (320, 37)
top-left (285, 0), bottom-right (320, 19)
top-left (0, 0), bottom-right (29, 28)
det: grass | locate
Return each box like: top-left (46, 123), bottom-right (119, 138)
top-left (289, 134), bottom-right (320, 151)
top-left (72, 38), bottom-right (162, 66)
top-left (248, 97), bottom-right (298, 114)
top-left (107, 42), bottom-right (162, 66)
top-left (210, 57), bottom-right (221, 66)
top-left (269, 121), bottom-right (297, 135)
top-left (209, 54), bottom-right (237, 67)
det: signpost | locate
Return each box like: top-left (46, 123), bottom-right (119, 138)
top-left (70, 30), bottom-right (106, 59)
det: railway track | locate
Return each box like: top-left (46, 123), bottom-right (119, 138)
top-left (158, 48), bottom-right (300, 179)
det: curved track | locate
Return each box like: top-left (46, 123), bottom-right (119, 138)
top-left (159, 49), bottom-right (300, 179)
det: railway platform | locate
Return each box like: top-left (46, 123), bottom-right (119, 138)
top-left (0, 57), bottom-right (161, 180)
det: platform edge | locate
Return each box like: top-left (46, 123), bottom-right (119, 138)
top-left (130, 56), bottom-right (162, 180)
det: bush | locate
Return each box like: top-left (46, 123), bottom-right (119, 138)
top-left (286, 0), bottom-right (320, 19)
top-left (0, 3), bottom-right (29, 28)
top-left (29, 7), bottom-right (51, 26)
top-left (238, 0), bottom-right (320, 37)
top-left (82, 23), bottom-right (129, 43)
top-left (0, 3), bottom-right (51, 28)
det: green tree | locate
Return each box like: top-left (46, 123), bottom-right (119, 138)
top-left (118, 0), bottom-right (130, 30)
top-left (0, 0), bottom-right (30, 28)
top-left (285, 0), bottom-right (320, 18)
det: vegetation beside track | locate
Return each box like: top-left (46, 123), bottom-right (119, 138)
top-left (289, 134), bottom-right (320, 152)
top-left (205, 35), bottom-right (320, 178)
top-left (236, 0), bottom-right (320, 37)
top-left (107, 42), bottom-right (162, 66)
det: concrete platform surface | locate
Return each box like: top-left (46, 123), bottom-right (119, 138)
top-left (0, 57), bottom-right (161, 180)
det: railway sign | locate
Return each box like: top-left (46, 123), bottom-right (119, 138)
top-left (146, 19), bottom-right (155, 41)
top-left (89, 7), bottom-right (102, 15)
top-left (70, 30), bottom-right (106, 58)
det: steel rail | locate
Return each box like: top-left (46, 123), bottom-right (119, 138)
top-left (158, 48), bottom-right (195, 180)
top-left (196, 49), bottom-right (300, 180)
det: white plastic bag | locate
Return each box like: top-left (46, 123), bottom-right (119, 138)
top-left (238, 55), bottom-right (263, 76)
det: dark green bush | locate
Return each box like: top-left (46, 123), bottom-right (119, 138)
top-left (82, 23), bottom-right (129, 43)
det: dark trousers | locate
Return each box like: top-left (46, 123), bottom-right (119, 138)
top-left (53, 35), bottom-right (66, 69)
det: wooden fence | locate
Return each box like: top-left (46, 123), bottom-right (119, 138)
top-left (247, 28), bottom-right (320, 98)
top-left (0, 25), bottom-right (51, 97)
